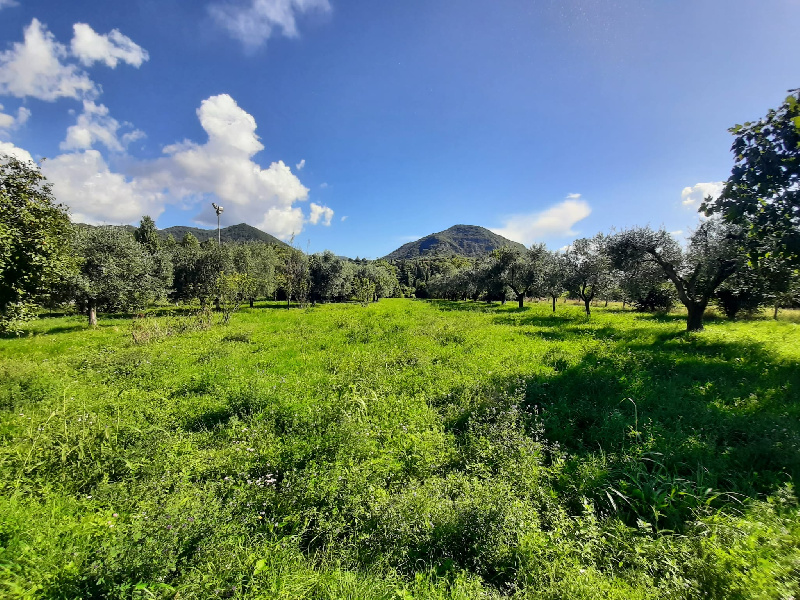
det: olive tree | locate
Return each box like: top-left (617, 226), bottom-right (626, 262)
top-left (215, 271), bottom-right (257, 324)
top-left (563, 234), bottom-right (612, 316)
top-left (608, 221), bottom-right (742, 331)
top-left (309, 250), bottom-right (346, 303)
top-left (72, 226), bottom-right (161, 326)
top-left (134, 215), bottom-right (173, 299)
top-left (494, 244), bottom-right (548, 308)
top-left (541, 251), bottom-right (567, 312)
top-left (232, 243), bottom-right (277, 306)
top-left (280, 246), bottom-right (310, 307)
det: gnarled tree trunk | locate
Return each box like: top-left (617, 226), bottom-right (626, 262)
top-left (87, 300), bottom-right (97, 327)
top-left (686, 302), bottom-right (706, 332)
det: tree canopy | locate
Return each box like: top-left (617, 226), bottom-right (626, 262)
top-left (608, 221), bottom-right (743, 331)
top-left (72, 226), bottom-right (162, 326)
top-left (702, 89), bottom-right (800, 265)
top-left (0, 155), bottom-right (75, 331)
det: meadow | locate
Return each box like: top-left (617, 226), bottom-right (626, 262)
top-left (1, 299), bottom-right (799, 599)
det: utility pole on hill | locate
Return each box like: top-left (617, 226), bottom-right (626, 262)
top-left (212, 203), bottom-right (224, 245)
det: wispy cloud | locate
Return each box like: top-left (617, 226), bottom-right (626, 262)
top-left (491, 195), bottom-right (592, 245)
top-left (0, 103), bottom-right (31, 134)
top-left (209, 0), bottom-right (331, 50)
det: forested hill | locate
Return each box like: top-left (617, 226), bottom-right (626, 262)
top-left (383, 224), bottom-right (526, 259)
top-left (76, 222), bottom-right (288, 246)
top-left (160, 223), bottom-right (287, 246)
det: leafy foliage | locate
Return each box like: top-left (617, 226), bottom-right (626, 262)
top-left (70, 226), bottom-right (163, 324)
top-left (0, 155), bottom-right (75, 331)
top-left (215, 271), bottom-right (257, 324)
top-left (563, 234), bottom-right (612, 316)
top-left (608, 222), bottom-right (743, 330)
top-left (493, 244), bottom-right (548, 308)
top-left (702, 90), bottom-right (800, 265)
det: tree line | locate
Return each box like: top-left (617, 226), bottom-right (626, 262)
top-left (1, 89), bottom-right (798, 332)
top-left (399, 219), bottom-right (799, 330)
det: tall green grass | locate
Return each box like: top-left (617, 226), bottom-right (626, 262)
top-left (1, 300), bottom-right (798, 598)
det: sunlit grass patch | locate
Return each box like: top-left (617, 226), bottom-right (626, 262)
top-left (0, 299), bottom-right (798, 598)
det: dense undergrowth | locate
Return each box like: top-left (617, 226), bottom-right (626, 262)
top-left (1, 299), bottom-right (799, 598)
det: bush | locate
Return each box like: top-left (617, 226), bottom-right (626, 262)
top-left (632, 286), bottom-right (676, 313)
top-left (0, 301), bottom-right (36, 336)
top-left (715, 287), bottom-right (765, 319)
top-left (130, 307), bottom-right (213, 344)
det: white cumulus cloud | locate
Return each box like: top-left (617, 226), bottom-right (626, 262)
top-left (43, 149), bottom-right (165, 224)
top-left (296, 158), bottom-right (305, 170)
top-left (132, 94), bottom-right (319, 238)
top-left (61, 100), bottom-right (145, 152)
top-left (681, 181), bottom-right (724, 208)
top-left (209, 0), bottom-right (331, 49)
top-left (308, 202), bottom-right (333, 225)
top-left (0, 0), bottom-right (19, 10)
top-left (491, 196), bottom-right (592, 245)
top-left (0, 19), bottom-right (97, 101)
top-left (70, 23), bottom-right (149, 68)
top-left (0, 140), bottom-right (34, 163)
top-left (0, 103), bottom-right (31, 133)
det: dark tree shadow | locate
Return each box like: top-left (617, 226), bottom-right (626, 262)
top-left (435, 321), bottom-right (800, 529)
top-left (426, 299), bottom-right (508, 314)
top-left (35, 324), bottom-right (87, 336)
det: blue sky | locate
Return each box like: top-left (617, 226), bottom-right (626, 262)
top-left (1, 0), bottom-right (798, 258)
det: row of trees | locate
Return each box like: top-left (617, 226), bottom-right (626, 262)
top-left (0, 154), bottom-right (407, 331)
top-left (0, 154), bottom-right (796, 333)
top-left (1, 90), bottom-right (798, 332)
top-left (58, 220), bottom-right (402, 326)
top-left (412, 218), bottom-right (799, 331)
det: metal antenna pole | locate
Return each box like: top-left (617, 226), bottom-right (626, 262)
top-left (212, 203), bottom-right (224, 245)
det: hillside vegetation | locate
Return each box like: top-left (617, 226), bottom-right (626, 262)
top-left (383, 225), bottom-right (526, 259)
top-left (1, 299), bottom-right (799, 598)
top-left (76, 222), bottom-right (287, 246)
top-left (159, 223), bottom-right (288, 246)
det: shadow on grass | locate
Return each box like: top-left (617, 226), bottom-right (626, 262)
top-left (35, 324), bottom-right (87, 336)
top-left (426, 299), bottom-right (507, 314)
top-left (633, 312), bottom-right (727, 325)
top-left (436, 319), bottom-right (799, 525)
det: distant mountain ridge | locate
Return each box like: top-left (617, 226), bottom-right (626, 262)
top-left (160, 223), bottom-right (287, 246)
top-left (383, 224), bottom-right (526, 260)
top-left (76, 222), bottom-right (287, 246)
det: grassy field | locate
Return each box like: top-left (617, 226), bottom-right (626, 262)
top-left (1, 299), bottom-right (799, 599)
